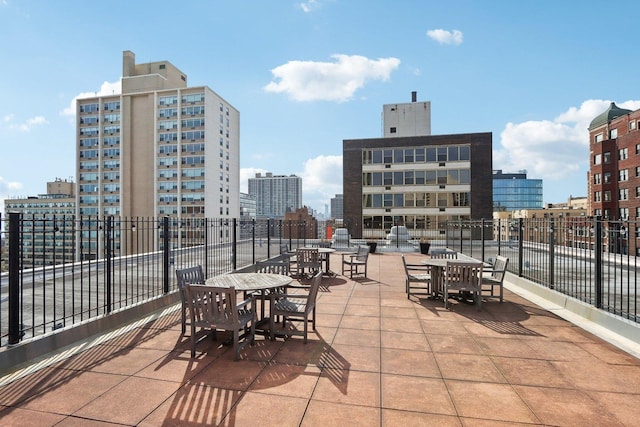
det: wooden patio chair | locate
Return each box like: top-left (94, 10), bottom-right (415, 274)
top-left (402, 255), bottom-right (432, 299)
top-left (341, 245), bottom-right (369, 278)
top-left (269, 271), bottom-right (322, 343)
top-left (443, 261), bottom-right (483, 309)
top-left (481, 256), bottom-right (509, 302)
top-left (185, 284), bottom-right (255, 360)
top-left (175, 265), bottom-right (205, 334)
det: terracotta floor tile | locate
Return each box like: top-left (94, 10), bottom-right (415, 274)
top-left (422, 319), bottom-right (472, 336)
top-left (249, 362), bottom-right (321, 398)
top-left (339, 314), bottom-right (380, 330)
top-left (380, 306), bottom-right (418, 318)
top-left (589, 390), bottom-right (640, 427)
top-left (577, 341), bottom-right (640, 365)
top-left (515, 385), bottom-right (625, 427)
top-left (551, 360), bottom-right (640, 392)
top-left (328, 343), bottom-right (380, 372)
top-left (382, 409), bottom-right (462, 426)
top-left (0, 366), bottom-right (78, 406)
top-left (348, 295), bottom-right (381, 306)
top-left (344, 304), bottom-right (381, 317)
top-left (525, 339), bottom-right (598, 362)
top-left (20, 371), bottom-right (126, 415)
top-left (222, 391), bottom-right (308, 426)
top-left (315, 313), bottom-right (343, 328)
top-left (0, 406), bottom-right (66, 426)
top-left (380, 348), bottom-right (440, 378)
top-left (333, 328), bottom-right (380, 347)
top-left (271, 339), bottom-right (331, 366)
top-left (492, 356), bottom-right (573, 387)
top-left (428, 334), bottom-right (484, 355)
top-left (380, 317), bottom-right (424, 333)
top-left (446, 381), bottom-right (539, 424)
top-left (189, 358), bottom-right (266, 391)
top-left (73, 376), bottom-right (180, 425)
top-left (84, 347), bottom-right (167, 376)
top-left (316, 303), bottom-right (348, 315)
top-left (381, 331), bottom-right (430, 351)
top-left (382, 374), bottom-right (456, 415)
top-left (134, 350), bottom-right (215, 383)
top-left (302, 400), bottom-right (381, 426)
top-left (138, 383), bottom-right (241, 427)
top-left (312, 369), bottom-right (380, 407)
top-left (435, 353), bottom-right (506, 383)
top-left (474, 336), bottom-right (536, 358)
top-left (380, 296), bottom-right (418, 308)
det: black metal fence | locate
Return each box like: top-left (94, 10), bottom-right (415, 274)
top-left (1, 213), bottom-right (638, 349)
top-left (446, 217), bottom-right (639, 323)
top-left (0, 214), bottom-right (321, 348)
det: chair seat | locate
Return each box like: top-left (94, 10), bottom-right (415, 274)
top-left (273, 296), bottom-right (307, 313)
top-left (408, 273), bottom-right (431, 281)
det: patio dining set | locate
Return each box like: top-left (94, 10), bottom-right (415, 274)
top-left (174, 245), bottom-right (371, 360)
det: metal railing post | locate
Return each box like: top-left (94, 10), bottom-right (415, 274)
top-left (232, 218), bottom-right (237, 271)
top-left (518, 218), bottom-right (524, 277)
top-left (105, 216), bottom-right (113, 313)
top-left (595, 216), bottom-right (603, 309)
top-left (549, 217), bottom-right (555, 289)
top-left (8, 213), bottom-right (21, 344)
top-left (266, 219), bottom-right (271, 259)
top-left (481, 219), bottom-right (486, 262)
top-left (162, 217), bottom-right (170, 294)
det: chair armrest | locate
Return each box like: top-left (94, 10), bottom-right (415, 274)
top-left (237, 297), bottom-right (253, 309)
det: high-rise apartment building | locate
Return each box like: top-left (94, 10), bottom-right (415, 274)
top-left (492, 169), bottom-right (543, 211)
top-left (4, 179), bottom-right (76, 266)
top-left (588, 102), bottom-right (640, 254)
top-left (76, 51), bottom-right (239, 258)
top-left (382, 91), bottom-right (431, 138)
top-left (248, 172), bottom-right (302, 218)
top-left (330, 194), bottom-right (343, 219)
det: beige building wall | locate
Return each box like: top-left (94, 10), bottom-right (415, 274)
top-left (76, 51), bottom-right (240, 259)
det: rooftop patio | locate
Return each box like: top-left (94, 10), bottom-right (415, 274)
top-left (1, 252), bottom-right (639, 426)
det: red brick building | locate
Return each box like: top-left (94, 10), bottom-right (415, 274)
top-left (588, 102), bottom-right (640, 254)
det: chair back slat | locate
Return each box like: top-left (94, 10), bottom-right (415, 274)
top-left (444, 262), bottom-right (483, 292)
top-left (431, 250), bottom-right (458, 259)
top-left (296, 248), bottom-right (321, 270)
top-left (306, 271), bottom-right (323, 309)
top-left (187, 284), bottom-right (238, 328)
top-left (256, 260), bottom-right (290, 275)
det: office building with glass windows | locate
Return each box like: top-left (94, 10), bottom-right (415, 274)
top-left (492, 169), bottom-right (543, 211)
top-left (76, 51), bottom-right (239, 259)
top-left (343, 133), bottom-right (493, 238)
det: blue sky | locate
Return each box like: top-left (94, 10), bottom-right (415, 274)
top-left (2, 0), bottom-right (640, 216)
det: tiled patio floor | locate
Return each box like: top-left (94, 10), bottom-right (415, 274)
top-left (1, 252), bottom-right (640, 426)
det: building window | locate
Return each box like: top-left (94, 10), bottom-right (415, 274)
top-left (603, 152), bottom-right (611, 163)
top-left (619, 148), bottom-right (628, 160)
top-left (636, 187), bottom-right (640, 198)
top-left (594, 154), bottom-right (601, 165)
top-left (594, 191), bottom-right (601, 202)
top-left (604, 172), bottom-right (611, 183)
top-left (389, 127), bottom-right (396, 134)
top-left (637, 166), bottom-right (640, 177)
top-left (630, 121), bottom-right (636, 131)
top-left (619, 188), bottom-right (629, 200)
top-left (619, 169), bottom-right (628, 182)
top-left (610, 128), bottom-right (618, 139)
top-left (593, 173), bottom-right (601, 184)
top-left (604, 190), bottom-right (611, 201)
top-left (595, 133), bottom-right (603, 143)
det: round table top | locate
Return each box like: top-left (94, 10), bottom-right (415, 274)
top-left (204, 273), bottom-right (292, 291)
top-left (299, 247), bottom-right (336, 253)
top-left (421, 258), bottom-right (484, 267)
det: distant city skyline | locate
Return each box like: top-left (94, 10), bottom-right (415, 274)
top-left (2, 1), bottom-right (640, 216)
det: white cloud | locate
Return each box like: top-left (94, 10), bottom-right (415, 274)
top-left (299, 0), bottom-right (319, 13)
top-left (494, 99), bottom-right (640, 180)
top-left (2, 114), bottom-right (48, 132)
top-left (426, 29), bottom-right (463, 45)
top-left (264, 54), bottom-right (400, 102)
top-left (61, 80), bottom-right (122, 117)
